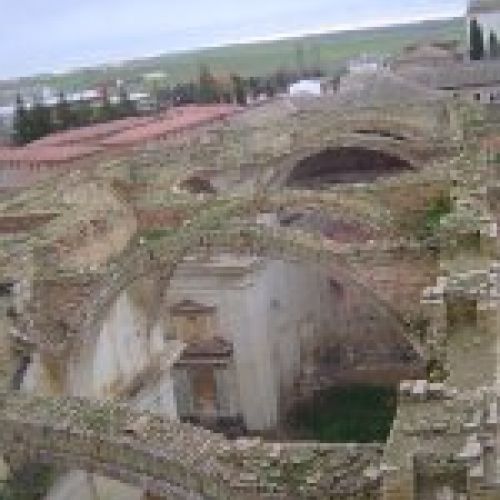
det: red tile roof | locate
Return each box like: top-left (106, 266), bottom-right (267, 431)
top-left (28, 116), bottom-right (157, 148)
top-left (0, 105), bottom-right (243, 169)
top-left (0, 145), bottom-right (103, 164)
top-left (101, 104), bottom-right (242, 147)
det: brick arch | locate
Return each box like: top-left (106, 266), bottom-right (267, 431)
top-left (198, 227), bottom-right (427, 364)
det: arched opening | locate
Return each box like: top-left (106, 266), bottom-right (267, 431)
top-left (163, 253), bottom-right (424, 442)
top-left (286, 146), bottom-right (414, 188)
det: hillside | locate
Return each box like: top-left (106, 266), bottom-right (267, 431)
top-left (0, 17), bottom-right (464, 103)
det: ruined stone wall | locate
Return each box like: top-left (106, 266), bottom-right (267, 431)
top-left (351, 251), bottom-right (439, 318)
top-left (0, 155), bottom-right (104, 189)
top-left (33, 180), bottom-right (138, 272)
top-left (377, 180), bottom-right (451, 235)
top-left (136, 208), bottom-right (187, 231)
top-left (65, 217), bottom-right (136, 271)
top-left (0, 392), bottom-right (383, 499)
top-left (0, 213), bottom-right (57, 234)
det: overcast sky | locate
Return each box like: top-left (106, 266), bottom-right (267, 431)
top-left (1, 0), bottom-right (465, 79)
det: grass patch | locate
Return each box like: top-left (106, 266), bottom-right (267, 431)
top-left (288, 384), bottom-right (397, 443)
top-left (140, 228), bottom-right (175, 242)
top-left (0, 463), bottom-right (57, 500)
top-left (418, 194), bottom-right (452, 240)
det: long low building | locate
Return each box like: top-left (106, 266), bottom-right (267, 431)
top-left (0, 104), bottom-right (242, 189)
top-left (28, 116), bottom-right (158, 148)
top-left (101, 104), bottom-right (242, 149)
top-left (396, 59), bottom-right (500, 103)
top-left (0, 145), bottom-right (103, 188)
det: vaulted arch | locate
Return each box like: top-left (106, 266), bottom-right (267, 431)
top-left (286, 146), bottom-right (414, 188)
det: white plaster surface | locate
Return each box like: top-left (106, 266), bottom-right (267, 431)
top-left (167, 256), bottom-right (335, 431)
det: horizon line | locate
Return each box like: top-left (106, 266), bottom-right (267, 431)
top-left (3, 11), bottom-right (463, 83)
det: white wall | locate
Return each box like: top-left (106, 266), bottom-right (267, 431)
top-left (24, 277), bottom-right (175, 405)
top-left (66, 289), bottom-right (162, 398)
top-left (166, 257), bottom-right (336, 431)
top-left (289, 80), bottom-right (322, 97)
top-left (132, 372), bottom-right (178, 418)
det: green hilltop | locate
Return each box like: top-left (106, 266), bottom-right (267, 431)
top-left (1, 17), bottom-right (464, 99)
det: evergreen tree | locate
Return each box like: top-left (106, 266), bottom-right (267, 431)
top-left (264, 78), bottom-right (276, 98)
top-left (30, 99), bottom-right (53, 141)
top-left (156, 86), bottom-right (173, 108)
top-left (12, 94), bottom-right (30, 145)
top-left (118, 87), bottom-right (136, 117)
top-left (470, 18), bottom-right (485, 60)
top-left (230, 73), bottom-right (247, 105)
top-left (76, 101), bottom-right (93, 126)
top-left (55, 92), bottom-right (73, 130)
top-left (99, 85), bottom-right (115, 122)
top-left (274, 69), bottom-right (289, 93)
top-left (247, 77), bottom-right (260, 100)
top-left (198, 65), bottom-right (219, 103)
top-left (490, 31), bottom-right (499, 59)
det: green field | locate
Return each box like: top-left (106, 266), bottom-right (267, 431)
top-left (0, 17), bottom-right (464, 102)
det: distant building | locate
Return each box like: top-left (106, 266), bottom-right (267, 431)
top-left (0, 106), bottom-right (14, 130)
top-left (41, 86), bottom-right (56, 103)
top-left (129, 92), bottom-right (156, 113)
top-left (67, 89), bottom-right (103, 106)
top-left (288, 80), bottom-right (323, 97)
top-left (246, 93), bottom-right (270, 105)
top-left (388, 5), bottom-right (500, 104)
top-left (0, 146), bottom-right (102, 189)
top-left (396, 59), bottom-right (500, 104)
top-left (349, 54), bottom-right (387, 74)
top-left (0, 104), bottom-right (242, 189)
top-left (100, 104), bottom-right (241, 150)
top-left (392, 42), bottom-right (461, 71)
